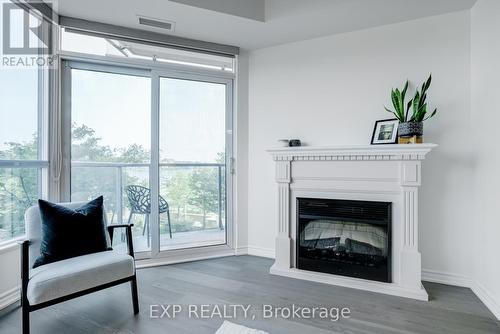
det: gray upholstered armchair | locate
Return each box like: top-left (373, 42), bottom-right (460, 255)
top-left (20, 202), bottom-right (139, 334)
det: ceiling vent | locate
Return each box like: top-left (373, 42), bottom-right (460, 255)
top-left (138, 16), bottom-right (175, 32)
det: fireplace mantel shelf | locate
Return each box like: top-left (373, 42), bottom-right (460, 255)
top-left (267, 144), bottom-right (437, 161)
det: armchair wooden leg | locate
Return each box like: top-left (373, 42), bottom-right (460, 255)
top-left (20, 240), bottom-right (30, 334)
top-left (130, 276), bottom-right (139, 315)
top-left (22, 303), bottom-right (30, 334)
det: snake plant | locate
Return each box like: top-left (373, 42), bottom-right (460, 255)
top-left (409, 75), bottom-right (437, 122)
top-left (384, 80), bottom-right (412, 122)
top-left (385, 75), bottom-right (437, 123)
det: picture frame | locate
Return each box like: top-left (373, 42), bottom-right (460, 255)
top-left (371, 119), bottom-right (399, 145)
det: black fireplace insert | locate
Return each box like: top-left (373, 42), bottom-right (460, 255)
top-left (297, 198), bottom-right (391, 283)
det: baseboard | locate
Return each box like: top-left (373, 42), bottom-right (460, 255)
top-left (246, 246), bottom-right (275, 259)
top-left (471, 281), bottom-right (500, 320)
top-left (235, 246), bottom-right (249, 256)
top-left (136, 247), bottom-right (235, 269)
top-left (0, 286), bottom-right (20, 311)
top-left (422, 269), bottom-right (500, 320)
top-left (422, 269), bottom-right (473, 287)
top-left (235, 245), bottom-right (275, 258)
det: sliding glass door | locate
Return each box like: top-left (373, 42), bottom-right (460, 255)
top-left (63, 61), bottom-right (232, 257)
top-left (158, 76), bottom-right (229, 251)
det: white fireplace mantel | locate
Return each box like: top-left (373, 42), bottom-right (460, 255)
top-left (268, 144), bottom-right (436, 161)
top-left (267, 144), bottom-right (437, 301)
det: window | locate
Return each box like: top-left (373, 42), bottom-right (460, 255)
top-left (63, 60), bottom-right (233, 255)
top-left (60, 18), bottom-right (235, 257)
top-left (0, 4), bottom-right (48, 243)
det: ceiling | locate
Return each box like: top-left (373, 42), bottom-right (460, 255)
top-left (51, 0), bottom-right (478, 50)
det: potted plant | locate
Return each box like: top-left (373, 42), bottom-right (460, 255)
top-left (385, 75), bottom-right (437, 144)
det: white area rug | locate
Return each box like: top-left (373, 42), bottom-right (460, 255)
top-left (215, 321), bottom-right (269, 334)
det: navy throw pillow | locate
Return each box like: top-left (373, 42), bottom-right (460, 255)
top-left (33, 196), bottom-right (108, 268)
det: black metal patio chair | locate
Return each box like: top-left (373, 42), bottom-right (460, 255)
top-left (125, 185), bottom-right (172, 247)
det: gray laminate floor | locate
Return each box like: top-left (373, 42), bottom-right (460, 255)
top-left (0, 256), bottom-right (498, 334)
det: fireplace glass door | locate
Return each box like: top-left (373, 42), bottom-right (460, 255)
top-left (297, 198), bottom-right (391, 283)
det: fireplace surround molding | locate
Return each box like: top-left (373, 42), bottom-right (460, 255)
top-left (268, 144), bottom-right (437, 301)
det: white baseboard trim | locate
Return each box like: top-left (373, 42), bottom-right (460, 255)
top-left (471, 281), bottom-right (500, 321)
top-left (246, 246), bottom-right (275, 259)
top-left (235, 246), bottom-right (249, 256)
top-left (136, 247), bottom-right (235, 269)
top-left (0, 286), bottom-right (19, 311)
top-left (422, 269), bottom-right (500, 320)
top-left (422, 269), bottom-right (473, 288)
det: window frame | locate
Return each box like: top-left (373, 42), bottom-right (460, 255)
top-left (153, 69), bottom-right (234, 257)
top-left (60, 56), bottom-right (235, 260)
top-left (59, 50), bottom-right (235, 81)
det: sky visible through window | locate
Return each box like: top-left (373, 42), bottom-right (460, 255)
top-left (0, 70), bottom-right (38, 151)
top-left (160, 77), bottom-right (226, 163)
top-left (71, 69), bottom-right (226, 164)
top-left (0, 6), bottom-right (39, 153)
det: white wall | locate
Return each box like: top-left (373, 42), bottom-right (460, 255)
top-left (235, 51), bottom-right (250, 252)
top-left (0, 246), bottom-right (20, 308)
top-left (247, 11), bottom-right (474, 276)
top-left (471, 0), bottom-right (500, 318)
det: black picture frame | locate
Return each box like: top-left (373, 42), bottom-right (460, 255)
top-left (371, 118), bottom-right (399, 145)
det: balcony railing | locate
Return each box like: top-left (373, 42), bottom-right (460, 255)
top-left (71, 161), bottom-right (226, 231)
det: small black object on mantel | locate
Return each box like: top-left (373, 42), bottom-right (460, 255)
top-left (289, 139), bottom-right (302, 147)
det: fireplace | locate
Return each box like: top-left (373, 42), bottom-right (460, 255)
top-left (297, 198), bottom-right (391, 283)
top-left (269, 145), bottom-right (435, 300)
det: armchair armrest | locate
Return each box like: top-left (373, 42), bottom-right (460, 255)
top-left (107, 224), bottom-right (134, 230)
top-left (107, 224), bottom-right (134, 240)
top-left (18, 240), bottom-right (30, 270)
top-left (19, 240), bottom-right (30, 307)
top-left (107, 224), bottom-right (135, 258)
top-left (17, 239), bottom-right (31, 246)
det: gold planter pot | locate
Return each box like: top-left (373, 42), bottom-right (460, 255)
top-left (398, 135), bottom-right (423, 144)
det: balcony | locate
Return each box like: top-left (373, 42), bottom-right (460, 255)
top-left (71, 161), bottom-right (226, 252)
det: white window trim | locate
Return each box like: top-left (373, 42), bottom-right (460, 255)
top-left (0, 236), bottom-right (24, 253)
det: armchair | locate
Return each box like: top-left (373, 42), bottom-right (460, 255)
top-left (21, 202), bottom-right (139, 334)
